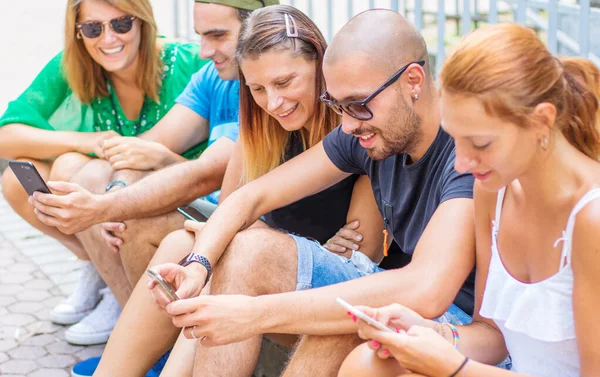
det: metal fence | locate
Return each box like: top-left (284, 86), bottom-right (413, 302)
top-left (173, 0), bottom-right (599, 75)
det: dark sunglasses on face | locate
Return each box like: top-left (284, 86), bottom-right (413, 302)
top-left (320, 60), bottom-right (425, 121)
top-left (76, 15), bottom-right (136, 39)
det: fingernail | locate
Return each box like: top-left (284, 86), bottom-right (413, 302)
top-left (355, 235), bottom-right (363, 241)
top-left (382, 349), bottom-right (390, 356)
top-left (352, 244), bottom-right (359, 250)
top-left (371, 340), bottom-right (380, 348)
top-left (395, 328), bottom-right (400, 333)
top-left (353, 221), bottom-right (359, 226)
top-left (347, 311), bottom-right (352, 316)
top-left (351, 315), bottom-right (357, 323)
top-left (119, 225), bottom-right (125, 231)
top-left (28, 197), bottom-right (33, 204)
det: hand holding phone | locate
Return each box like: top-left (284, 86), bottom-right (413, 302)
top-left (147, 269), bottom-right (180, 303)
top-left (9, 161), bottom-right (51, 196)
top-left (336, 297), bottom-right (396, 333)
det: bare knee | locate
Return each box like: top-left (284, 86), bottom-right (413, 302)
top-left (149, 229), bottom-right (196, 266)
top-left (49, 152), bottom-right (92, 182)
top-left (1, 167), bottom-right (24, 203)
top-left (69, 158), bottom-right (113, 193)
top-left (338, 342), bottom-right (406, 377)
top-left (211, 228), bottom-right (297, 294)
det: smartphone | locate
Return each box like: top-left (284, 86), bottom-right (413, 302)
top-left (177, 205), bottom-right (208, 223)
top-left (8, 161), bottom-right (51, 196)
top-left (147, 269), bottom-right (180, 303)
top-left (336, 297), bottom-right (396, 333)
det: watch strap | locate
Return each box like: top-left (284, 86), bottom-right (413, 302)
top-left (178, 253), bottom-right (212, 286)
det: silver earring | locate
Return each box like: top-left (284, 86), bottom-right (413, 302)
top-left (76, 31), bottom-right (82, 40)
top-left (539, 135), bottom-right (549, 151)
top-left (413, 94), bottom-right (419, 101)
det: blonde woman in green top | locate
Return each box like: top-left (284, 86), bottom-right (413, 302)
top-left (0, 0), bottom-right (208, 260)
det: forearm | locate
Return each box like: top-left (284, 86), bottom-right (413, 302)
top-left (100, 159), bottom-right (223, 221)
top-left (462, 360), bottom-right (529, 377)
top-left (256, 266), bottom-right (445, 336)
top-left (453, 321), bottom-right (508, 365)
top-left (192, 187), bottom-right (267, 265)
top-left (0, 124), bottom-right (85, 160)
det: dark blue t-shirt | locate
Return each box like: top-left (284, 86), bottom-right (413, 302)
top-left (323, 126), bottom-right (475, 315)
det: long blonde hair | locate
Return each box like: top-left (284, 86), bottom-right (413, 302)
top-left (441, 23), bottom-right (600, 159)
top-left (235, 5), bottom-right (339, 184)
top-left (63, 0), bottom-right (162, 104)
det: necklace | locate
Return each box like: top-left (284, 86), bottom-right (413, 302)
top-left (107, 82), bottom-right (149, 136)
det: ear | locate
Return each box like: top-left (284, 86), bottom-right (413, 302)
top-left (531, 102), bottom-right (557, 137)
top-left (405, 62), bottom-right (426, 98)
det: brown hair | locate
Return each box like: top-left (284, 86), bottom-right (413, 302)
top-left (441, 23), bottom-right (600, 159)
top-left (235, 4), bottom-right (339, 184)
top-left (63, 0), bottom-right (162, 104)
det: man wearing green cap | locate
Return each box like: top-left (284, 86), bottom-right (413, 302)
top-left (28, 1), bottom-right (276, 376)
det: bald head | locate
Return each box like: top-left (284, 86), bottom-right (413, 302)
top-left (325, 9), bottom-right (429, 78)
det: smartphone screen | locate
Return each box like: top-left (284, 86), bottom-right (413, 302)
top-left (177, 206), bottom-right (208, 223)
top-left (9, 161), bottom-right (51, 196)
top-left (336, 297), bottom-right (396, 333)
top-left (147, 270), bottom-right (180, 303)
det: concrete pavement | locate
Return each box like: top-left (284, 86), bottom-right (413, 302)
top-left (0, 184), bottom-right (105, 376)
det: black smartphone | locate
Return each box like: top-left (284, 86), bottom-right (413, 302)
top-left (177, 205), bottom-right (208, 223)
top-left (8, 161), bottom-right (51, 196)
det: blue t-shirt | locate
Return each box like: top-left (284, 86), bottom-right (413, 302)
top-left (176, 62), bottom-right (240, 145)
top-left (176, 62), bottom-right (240, 204)
top-left (323, 126), bottom-right (476, 315)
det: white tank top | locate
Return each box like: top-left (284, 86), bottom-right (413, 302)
top-left (480, 187), bottom-right (600, 376)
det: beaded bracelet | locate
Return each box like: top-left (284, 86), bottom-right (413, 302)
top-left (446, 323), bottom-right (460, 349)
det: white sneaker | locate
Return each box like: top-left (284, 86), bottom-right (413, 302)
top-left (65, 288), bottom-right (121, 345)
top-left (51, 261), bottom-right (106, 325)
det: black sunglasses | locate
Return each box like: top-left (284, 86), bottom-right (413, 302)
top-left (76, 15), bottom-right (136, 39)
top-left (320, 60), bottom-right (425, 121)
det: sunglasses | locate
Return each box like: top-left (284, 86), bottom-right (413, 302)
top-left (76, 15), bottom-right (136, 39)
top-left (320, 60), bottom-right (425, 121)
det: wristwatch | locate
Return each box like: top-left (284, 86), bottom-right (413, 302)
top-left (105, 180), bottom-right (127, 192)
top-left (178, 253), bottom-right (212, 286)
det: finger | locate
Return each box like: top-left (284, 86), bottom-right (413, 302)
top-left (100, 227), bottom-right (122, 251)
top-left (33, 208), bottom-right (62, 228)
top-left (167, 296), bottom-right (206, 316)
top-left (111, 160), bottom-right (136, 171)
top-left (184, 220), bottom-right (205, 233)
top-left (30, 198), bottom-right (66, 219)
top-left (102, 137), bottom-right (127, 152)
top-left (328, 235), bottom-right (359, 251)
top-left (336, 227), bottom-right (363, 242)
top-left (102, 221), bottom-right (126, 233)
top-left (376, 347), bottom-right (392, 359)
top-left (343, 220), bottom-right (360, 230)
top-left (46, 181), bottom-right (83, 195)
top-left (200, 335), bottom-right (218, 347)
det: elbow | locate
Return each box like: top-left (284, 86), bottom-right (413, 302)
top-left (411, 284), bottom-right (456, 319)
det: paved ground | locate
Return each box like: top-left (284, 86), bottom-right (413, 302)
top-left (0, 183), bottom-right (105, 376)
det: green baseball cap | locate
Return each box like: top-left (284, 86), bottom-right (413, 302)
top-left (194, 0), bottom-right (279, 11)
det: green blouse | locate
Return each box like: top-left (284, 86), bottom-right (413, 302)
top-left (0, 41), bottom-right (209, 159)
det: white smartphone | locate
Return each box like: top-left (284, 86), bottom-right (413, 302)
top-left (336, 297), bottom-right (396, 333)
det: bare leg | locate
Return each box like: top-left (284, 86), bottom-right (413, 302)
top-left (1, 153), bottom-right (91, 258)
top-left (70, 159), bottom-right (131, 306)
top-left (160, 330), bottom-right (196, 377)
top-left (282, 335), bottom-right (364, 377)
top-left (192, 228), bottom-right (298, 377)
top-left (93, 229), bottom-right (195, 377)
top-left (337, 342), bottom-right (408, 377)
top-left (117, 211), bottom-right (185, 287)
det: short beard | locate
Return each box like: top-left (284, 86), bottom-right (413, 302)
top-left (366, 96), bottom-right (423, 160)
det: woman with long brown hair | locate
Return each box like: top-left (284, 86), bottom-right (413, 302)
top-left (340, 23), bottom-right (600, 377)
top-left (149, 5), bottom-right (386, 376)
top-left (0, 0), bottom-right (208, 345)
